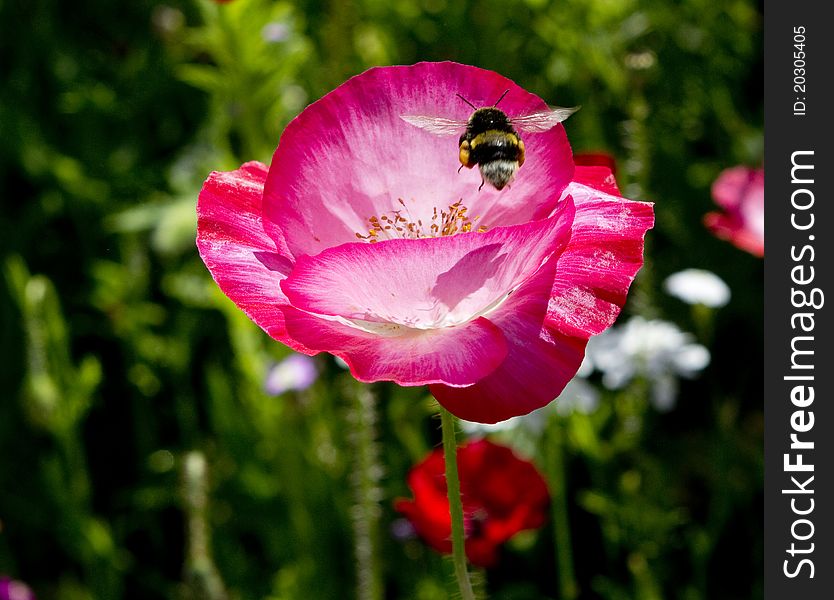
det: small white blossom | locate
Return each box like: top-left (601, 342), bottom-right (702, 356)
top-left (460, 409), bottom-right (547, 436)
top-left (555, 378), bottom-right (600, 416)
top-left (264, 353), bottom-right (318, 396)
top-left (261, 21), bottom-right (290, 43)
top-left (586, 316), bottom-right (710, 411)
top-left (663, 268), bottom-right (731, 308)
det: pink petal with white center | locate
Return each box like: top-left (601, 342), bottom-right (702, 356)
top-left (430, 261), bottom-right (586, 423)
top-left (196, 162), bottom-right (306, 349)
top-left (262, 62), bottom-right (574, 257)
top-left (280, 199), bottom-right (574, 328)
top-left (546, 177), bottom-right (654, 339)
top-left (280, 309), bottom-right (508, 386)
top-left (195, 63), bottom-right (654, 423)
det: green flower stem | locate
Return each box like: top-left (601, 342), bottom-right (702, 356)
top-left (547, 419), bottom-right (578, 600)
top-left (439, 407), bottom-right (476, 600)
top-left (692, 302), bottom-right (715, 345)
top-left (181, 451), bottom-right (229, 600)
top-left (347, 381), bottom-right (383, 600)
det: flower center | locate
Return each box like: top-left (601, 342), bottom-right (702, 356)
top-left (464, 508), bottom-right (489, 539)
top-left (355, 198), bottom-right (488, 243)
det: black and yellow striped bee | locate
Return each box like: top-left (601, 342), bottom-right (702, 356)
top-left (402, 90), bottom-right (579, 191)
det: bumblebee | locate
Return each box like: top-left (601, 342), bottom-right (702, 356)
top-left (402, 90), bottom-right (579, 191)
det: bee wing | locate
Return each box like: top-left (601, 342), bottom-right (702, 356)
top-left (399, 114), bottom-right (468, 136)
top-left (511, 106), bottom-right (581, 133)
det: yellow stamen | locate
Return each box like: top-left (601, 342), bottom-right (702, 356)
top-left (356, 198), bottom-right (488, 243)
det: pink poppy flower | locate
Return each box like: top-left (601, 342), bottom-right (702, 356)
top-left (197, 62), bottom-right (653, 423)
top-left (394, 439), bottom-right (550, 568)
top-left (704, 166), bottom-right (764, 257)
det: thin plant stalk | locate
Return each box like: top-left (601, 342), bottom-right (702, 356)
top-left (181, 451), bottom-right (229, 600)
top-left (439, 407), bottom-right (476, 600)
top-left (346, 380), bottom-right (383, 600)
top-left (546, 418), bottom-right (578, 599)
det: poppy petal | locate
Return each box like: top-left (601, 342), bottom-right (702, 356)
top-left (430, 262), bottom-right (586, 423)
top-left (263, 62), bottom-right (574, 258)
top-left (280, 309), bottom-right (508, 387)
top-left (279, 198), bottom-right (574, 328)
top-left (196, 161), bottom-right (306, 349)
top-left (547, 182), bottom-right (655, 339)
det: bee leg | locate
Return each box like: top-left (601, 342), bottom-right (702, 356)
top-left (458, 164), bottom-right (464, 174)
top-left (478, 178), bottom-right (485, 192)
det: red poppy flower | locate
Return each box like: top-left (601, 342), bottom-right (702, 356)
top-left (394, 440), bottom-right (550, 567)
top-left (704, 166), bottom-right (764, 256)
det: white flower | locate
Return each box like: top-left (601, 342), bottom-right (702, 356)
top-left (586, 316), bottom-right (710, 411)
top-left (261, 21), bottom-right (291, 43)
top-left (264, 353), bottom-right (318, 396)
top-left (460, 408), bottom-right (548, 436)
top-left (663, 268), bottom-right (730, 308)
top-left (555, 378), bottom-right (600, 416)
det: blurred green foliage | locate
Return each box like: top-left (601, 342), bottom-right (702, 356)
top-left (1, 0), bottom-right (761, 598)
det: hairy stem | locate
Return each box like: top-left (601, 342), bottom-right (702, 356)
top-left (181, 451), bottom-right (229, 600)
top-left (347, 381), bottom-right (383, 600)
top-left (439, 407), bottom-right (476, 600)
